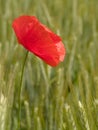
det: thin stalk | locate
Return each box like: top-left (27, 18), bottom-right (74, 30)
top-left (18, 51), bottom-right (29, 130)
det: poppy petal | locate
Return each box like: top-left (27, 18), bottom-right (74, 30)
top-left (12, 15), bottom-right (66, 66)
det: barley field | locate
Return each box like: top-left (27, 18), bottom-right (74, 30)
top-left (0, 0), bottom-right (98, 130)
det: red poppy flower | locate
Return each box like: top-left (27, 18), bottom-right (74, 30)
top-left (12, 16), bottom-right (66, 66)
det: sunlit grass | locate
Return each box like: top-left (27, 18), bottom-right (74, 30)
top-left (0, 0), bottom-right (98, 130)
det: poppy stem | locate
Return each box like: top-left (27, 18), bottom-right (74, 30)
top-left (18, 50), bottom-right (29, 130)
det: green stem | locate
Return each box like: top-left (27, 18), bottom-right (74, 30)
top-left (18, 51), bottom-right (29, 130)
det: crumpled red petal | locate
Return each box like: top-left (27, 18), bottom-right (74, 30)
top-left (12, 15), bottom-right (66, 66)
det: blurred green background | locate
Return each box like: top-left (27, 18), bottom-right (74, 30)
top-left (0, 0), bottom-right (98, 130)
